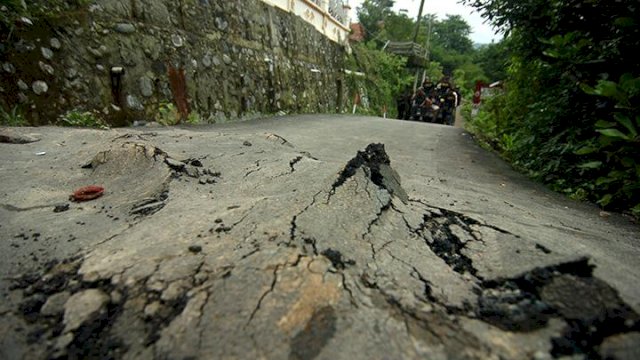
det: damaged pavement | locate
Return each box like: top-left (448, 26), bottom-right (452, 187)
top-left (1, 115), bottom-right (639, 359)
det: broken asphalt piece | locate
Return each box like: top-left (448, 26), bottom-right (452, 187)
top-left (184, 166), bottom-right (200, 178)
top-left (188, 245), bottom-right (202, 253)
top-left (166, 157), bottom-right (219, 181)
top-left (53, 203), bottom-right (70, 213)
top-left (198, 177), bottom-right (217, 185)
top-left (243, 140), bottom-right (252, 147)
top-left (40, 291), bottom-right (71, 317)
top-left (0, 130), bottom-right (41, 144)
top-left (130, 201), bottom-right (165, 216)
top-left (70, 185), bottom-right (104, 202)
top-left (164, 157), bottom-right (186, 171)
top-left (332, 143), bottom-right (408, 203)
top-left (598, 332), bottom-right (640, 360)
top-left (265, 132), bottom-right (294, 147)
top-left (473, 257), bottom-right (640, 357)
top-left (63, 289), bottom-right (110, 333)
top-left (321, 248), bottom-right (355, 270)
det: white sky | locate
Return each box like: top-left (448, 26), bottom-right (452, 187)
top-left (347, 0), bottom-right (502, 44)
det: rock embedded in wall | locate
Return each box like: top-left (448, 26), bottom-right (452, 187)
top-left (41, 47), bottom-right (54, 60)
top-left (114, 23), bottom-right (136, 34)
top-left (139, 76), bottom-right (154, 97)
top-left (32, 81), bottom-right (49, 95)
top-left (50, 38), bottom-right (61, 50)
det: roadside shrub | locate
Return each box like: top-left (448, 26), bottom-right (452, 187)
top-left (576, 74), bottom-right (640, 216)
top-left (462, 0), bottom-right (640, 217)
top-left (59, 110), bottom-right (106, 128)
top-left (0, 105), bottom-right (26, 126)
top-left (156, 102), bottom-right (180, 126)
top-left (346, 43), bottom-right (413, 117)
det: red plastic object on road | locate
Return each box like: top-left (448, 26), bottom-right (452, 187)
top-left (70, 185), bottom-right (105, 202)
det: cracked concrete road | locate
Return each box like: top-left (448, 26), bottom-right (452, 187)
top-left (1, 115), bottom-right (639, 360)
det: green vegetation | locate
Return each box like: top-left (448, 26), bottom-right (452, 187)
top-left (352, 0), bottom-right (499, 111)
top-left (346, 43), bottom-right (413, 117)
top-left (462, 0), bottom-right (639, 217)
top-left (154, 101), bottom-right (202, 125)
top-left (156, 102), bottom-right (180, 126)
top-left (0, 105), bottom-right (27, 126)
top-left (355, 0), bottom-right (638, 216)
top-left (186, 111), bottom-right (201, 125)
top-left (0, 0), bottom-right (25, 12)
top-left (59, 110), bottom-right (106, 128)
top-left (0, 0), bottom-right (90, 22)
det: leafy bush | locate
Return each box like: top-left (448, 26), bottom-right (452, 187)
top-left (59, 110), bottom-right (106, 128)
top-left (156, 102), bottom-right (180, 126)
top-left (186, 111), bottom-right (201, 125)
top-left (346, 43), bottom-right (414, 117)
top-left (577, 74), bottom-right (640, 215)
top-left (462, 0), bottom-right (640, 217)
top-left (0, 105), bottom-right (26, 126)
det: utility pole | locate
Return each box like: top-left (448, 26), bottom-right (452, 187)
top-left (412, 0), bottom-right (427, 92)
top-left (412, 0), bottom-right (426, 43)
top-left (421, 16), bottom-right (432, 84)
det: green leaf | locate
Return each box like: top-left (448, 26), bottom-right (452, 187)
top-left (614, 17), bottom-right (636, 27)
top-left (621, 157), bottom-right (635, 168)
top-left (578, 161), bottom-right (603, 169)
top-left (580, 83), bottom-right (596, 95)
top-left (614, 113), bottom-right (637, 137)
top-left (632, 204), bottom-right (640, 217)
top-left (594, 81), bottom-right (619, 98)
top-left (598, 194), bottom-right (613, 206)
top-left (596, 176), bottom-right (616, 186)
top-left (598, 135), bottom-right (614, 147)
top-left (595, 120), bottom-right (615, 129)
top-left (574, 146), bottom-right (597, 155)
top-left (542, 49), bottom-right (560, 59)
top-left (619, 73), bottom-right (637, 86)
top-left (597, 128), bottom-right (630, 140)
top-left (608, 170), bottom-right (626, 178)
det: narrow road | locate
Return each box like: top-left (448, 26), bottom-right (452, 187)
top-left (1, 115), bottom-right (638, 359)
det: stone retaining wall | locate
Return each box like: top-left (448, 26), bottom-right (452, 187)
top-left (0, 0), bottom-right (347, 125)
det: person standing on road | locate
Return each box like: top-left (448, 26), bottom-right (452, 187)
top-left (422, 77), bottom-right (436, 101)
top-left (396, 88), bottom-right (412, 120)
top-left (436, 77), bottom-right (457, 125)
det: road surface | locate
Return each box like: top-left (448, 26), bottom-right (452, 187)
top-left (1, 115), bottom-right (639, 359)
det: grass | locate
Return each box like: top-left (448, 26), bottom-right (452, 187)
top-left (59, 110), bottom-right (107, 128)
top-left (0, 105), bottom-right (27, 126)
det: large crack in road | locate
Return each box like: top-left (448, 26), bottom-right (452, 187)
top-left (1, 125), bottom-right (639, 360)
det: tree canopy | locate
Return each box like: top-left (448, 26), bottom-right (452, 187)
top-left (355, 4), bottom-right (494, 92)
top-left (431, 15), bottom-right (473, 55)
top-left (356, 0), bottom-right (396, 40)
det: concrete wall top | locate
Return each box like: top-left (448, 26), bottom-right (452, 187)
top-left (260, 0), bottom-right (350, 44)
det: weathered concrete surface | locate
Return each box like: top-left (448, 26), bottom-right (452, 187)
top-left (1, 115), bottom-right (639, 359)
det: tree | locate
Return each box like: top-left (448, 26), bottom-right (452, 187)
top-left (354, 6), bottom-right (487, 98)
top-left (473, 41), bottom-right (509, 82)
top-left (417, 15), bottom-right (479, 88)
top-left (381, 12), bottom-right (415, 42)
top-left (356, 0), bottom-right (395, 41)
top-left (431, 15), bottom-right (474, 55)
